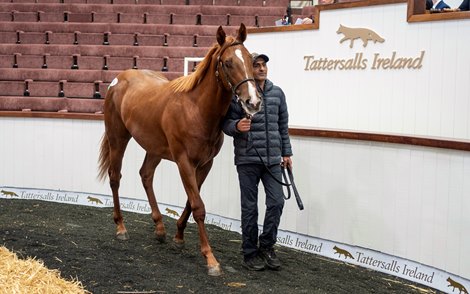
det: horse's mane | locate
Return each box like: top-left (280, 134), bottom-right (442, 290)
top-left (169, 36), bottom-right (235, 93)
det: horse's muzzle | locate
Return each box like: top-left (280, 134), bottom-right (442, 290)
top-left (241, 98), bottom-right (261, 116)
top-left (248, 98), bottom-right (261, 110)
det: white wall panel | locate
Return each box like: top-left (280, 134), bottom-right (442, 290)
top-left (1, 116), bottom-right (469, 285)
top-left (245, 3), bottom-right (470, 141)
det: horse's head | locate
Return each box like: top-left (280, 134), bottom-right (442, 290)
top-left (216, 23), bottom-right (262, 117)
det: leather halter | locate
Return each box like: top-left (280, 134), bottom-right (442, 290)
top-left (215, 41), bottom-right (255, 96)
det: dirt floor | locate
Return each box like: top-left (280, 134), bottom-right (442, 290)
top-left (0, 199), bottom-right (440, 294)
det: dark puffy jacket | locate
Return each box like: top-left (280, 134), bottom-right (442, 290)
top-left (222, 79), bottom-right (292, 166)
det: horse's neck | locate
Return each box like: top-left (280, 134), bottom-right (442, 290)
top-left (193, 63), bottom-right (231, 124)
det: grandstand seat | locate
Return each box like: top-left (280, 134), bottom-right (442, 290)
top-left (0, 0), bottom-right (290, 113)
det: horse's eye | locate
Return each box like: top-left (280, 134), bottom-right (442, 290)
top-left (224, 60), bottom-right (233, 68)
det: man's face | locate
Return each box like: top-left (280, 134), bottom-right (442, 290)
top-left (253, 58), bottom-right (268, 83)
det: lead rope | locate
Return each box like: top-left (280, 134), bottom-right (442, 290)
top-left (247, 128), bottom-right (304, 210)
top-left (282, 165), bottom-right (304, 210)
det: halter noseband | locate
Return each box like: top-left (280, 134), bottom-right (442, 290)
top-left (215, 42), bottom-right (255, 97)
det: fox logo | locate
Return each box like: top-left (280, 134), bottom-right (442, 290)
top-left (333, 245), bottom-right (355, 260)
top-left (165, 207), bottom-right (180, 217)
top-left (1, 190), bottom-right (19, 197)
top-left (87, 196), bottom-right (103, 205)
top-left (447, 277), bottom-right (468, 294)
top-left (337, 24), bottom-right (385, 48)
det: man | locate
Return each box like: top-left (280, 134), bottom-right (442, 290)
top-left (426, 0), bottom-right (450, 9)
top-left (222, 53), bottom-right (293, 271)
top-left (457, 0), bottom-right (469, 10)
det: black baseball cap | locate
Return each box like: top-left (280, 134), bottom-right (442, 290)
top-left (251, 52), bottom-right (269, 63)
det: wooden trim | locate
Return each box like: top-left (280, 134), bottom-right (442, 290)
top-left (407, 0), bottom-right (470, 22)
top-left (407, 0), bottom-right (418, 19)
top-left (1, 111), bottom-right (469, 152)
top-left (316, 0), bottom-right (406, 11)
top-left (247, 23), bottom-right (318, 34)
top-left (289, 127), bottom-right (470, 152)
top-left (408, 10), bottom-right (470, 22)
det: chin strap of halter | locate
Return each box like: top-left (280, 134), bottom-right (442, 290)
top-left (215, 42), bottom-right (255, 99)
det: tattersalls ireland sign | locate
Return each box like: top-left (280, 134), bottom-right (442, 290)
top-left (303, 24), bottom-right (425, 71)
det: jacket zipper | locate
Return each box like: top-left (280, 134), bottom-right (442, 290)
top-left (264, 93), bottom-right (270, 165)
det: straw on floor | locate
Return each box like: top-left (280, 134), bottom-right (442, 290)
top-left (0, 246), bottom-right (89, 294)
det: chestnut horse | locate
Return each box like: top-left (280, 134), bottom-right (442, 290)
top-left (97, 24), bottom-right (261, 276)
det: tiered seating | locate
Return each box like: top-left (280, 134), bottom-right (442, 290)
top-left (0, 0), bottom-right (289, 113)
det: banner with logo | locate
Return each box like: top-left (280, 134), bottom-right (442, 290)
top-left (1, 186), bottom-right (468, 293)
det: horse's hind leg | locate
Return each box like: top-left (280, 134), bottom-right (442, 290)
top-left (108, 136), bottom-right (131, 240)
top-left (104, 107), bottom-right (132, 240)
top-left (173, 200), bottom-right (191, 248)
top-left (139, 153), bottom-right (166, 242)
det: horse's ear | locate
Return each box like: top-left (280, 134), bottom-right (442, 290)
top-left (217, 26), bottom-right (226, 46)
top-left (237, 23), bottom-right (247, 43)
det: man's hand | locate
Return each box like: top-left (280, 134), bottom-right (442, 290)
top-left (282, 156), bottom-right (293, 169)
top-left (236, 117), bottom-right (251, 132)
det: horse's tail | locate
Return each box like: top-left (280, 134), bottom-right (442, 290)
top-left (97, 133), bottom-right (110, 182)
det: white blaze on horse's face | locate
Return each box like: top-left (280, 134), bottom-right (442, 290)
top-left (235, 49), bottom-right (261, 116)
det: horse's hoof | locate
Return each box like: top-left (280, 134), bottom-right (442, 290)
top-left (207, 264), bottom-right (223, 276)
top-left (116, 232), bottom-right (129, 240)
top-left (155, 233), bottom-right (166, 243)
top-left (172, 238), bottom-right (185, 249)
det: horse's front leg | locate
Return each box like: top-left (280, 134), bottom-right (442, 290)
top-left (140, 153), bottom-right (166, 242)
top-left (176, 158), bottom-right (221, 276)
top-left (174, 160), bottom-right (213, 247)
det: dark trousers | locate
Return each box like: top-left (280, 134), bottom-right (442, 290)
top-left (236, 164), bottom-right (285, 259)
